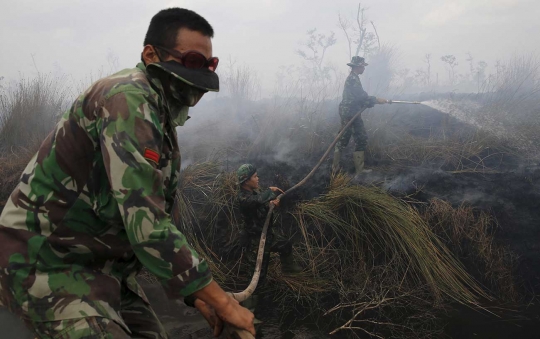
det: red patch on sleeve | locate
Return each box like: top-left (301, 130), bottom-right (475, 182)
top-left (144, 148), bottom-right (160, 165)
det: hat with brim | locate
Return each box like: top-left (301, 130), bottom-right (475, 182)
top-left (147, 60), bottom-right (219, 92)
top-left (347, 56), bottom-right (369, 67)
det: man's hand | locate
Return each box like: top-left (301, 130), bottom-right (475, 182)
top-left (269, 187), bottom-right (284, 207)
top-left (376, 97), bottom-right (388, 104)
top-left (195, 299), bottom-right (223, 337)
top-left (214, 295), bottom-right (255, 336)
top-left (193, 281), bottom-right (256, 336)
top-left (269, 186), bottom-right (285, 194)
top-left (270, 198), bottom-right (280, 207)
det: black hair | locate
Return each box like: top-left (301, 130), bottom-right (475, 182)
top-left (144, 8), bottom-right (214, 49)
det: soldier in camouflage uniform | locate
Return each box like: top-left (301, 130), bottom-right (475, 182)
top-left (0, 8), bottom-right (255, 339)
top-left (333, 56), bottom-right (388, 174)
top-left (236, 164), bottom-right (302, 277)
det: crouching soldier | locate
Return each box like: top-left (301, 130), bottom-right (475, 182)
top-left (236, 164), bottom-right (302, 276)
top-left (0, 8), bottom-right (255, 338)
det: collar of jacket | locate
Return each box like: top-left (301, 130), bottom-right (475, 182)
top-left (137, 62), bottom-right (165, 94)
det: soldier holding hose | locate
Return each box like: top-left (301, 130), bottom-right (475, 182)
top-left (333, 56), bottom-right (389, 174)
top-left (236, 164), bottom-right (302, 276)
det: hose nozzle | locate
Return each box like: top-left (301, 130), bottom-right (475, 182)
top-left (389, 100), bottom-right (421, 104)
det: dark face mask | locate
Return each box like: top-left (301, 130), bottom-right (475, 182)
top-left (168, 77), bottom-right (205, 107)
top-left (165, 77), bottom-right (205, 127)
top-left (146, 60), bottom-right (219, 127)
top-left (147, 60), bottom-right (219, 92)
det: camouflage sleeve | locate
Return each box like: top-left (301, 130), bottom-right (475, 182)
top-left (238, 189), bottom-right (276, 210)
top-left (99, 90), bottom-right (212, 299)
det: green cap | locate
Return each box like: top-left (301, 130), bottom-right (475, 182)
top-left (237, 164), bottom-right (256, 185)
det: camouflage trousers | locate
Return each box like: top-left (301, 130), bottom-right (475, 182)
top-left (26, 289), bottom-right (167, 339)
top-left (336, 106), bottom-right (368, 151)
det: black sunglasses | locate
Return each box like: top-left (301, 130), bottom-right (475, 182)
top-left (154, 45), bottom-right (219, 72)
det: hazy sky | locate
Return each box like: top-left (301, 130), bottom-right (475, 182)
top-left (1, 0), bottom-right (538, 93)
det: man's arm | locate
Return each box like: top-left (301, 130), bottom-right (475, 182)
top-left (238, 188), bottom-right (277, 210)
top-left (99, 90), bottom-right (255, 335)
top-left (99, 90), bottom-right (211, 298)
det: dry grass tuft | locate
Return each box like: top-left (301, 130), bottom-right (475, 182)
top-left (0, 74), bottom-right (69, 211)
top-left (423, 199), bottom-right (519, 301)
top-left (0, 74), bottom-right (68, 152)
top-left (171, 162), bottom-right (247, 286)
top-left (294, 172), bottom-right (489, 305)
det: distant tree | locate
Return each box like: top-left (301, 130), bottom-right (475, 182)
top-left (441, 55), bottom-right (458, 85)
top-left (476, 61), bottom-right (487, 74)
top-left (337, 14), bottom-right (354, 60)
top-left (296, 28), bottom-right (337, 81)
top-left (337, 3), bottom-right (380, 59)
top-left (414, 68), bottom-right (428, 86)
top-left (395, 68), bottom-right (414, 88)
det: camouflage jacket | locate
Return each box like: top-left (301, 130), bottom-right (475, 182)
top-left (237, 188), bottom-right (277, 235)
top-left (340, 72), bottom-right (377, 111)
top-left (0, 63), bottom-right (211, 329)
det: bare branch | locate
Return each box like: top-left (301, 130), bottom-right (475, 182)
top-left (354, 4), bottom-right (366, 56)
top-left (370, 21), bottom-right (381, 51)
top-left (338, 13), bottom-right (353, 60)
